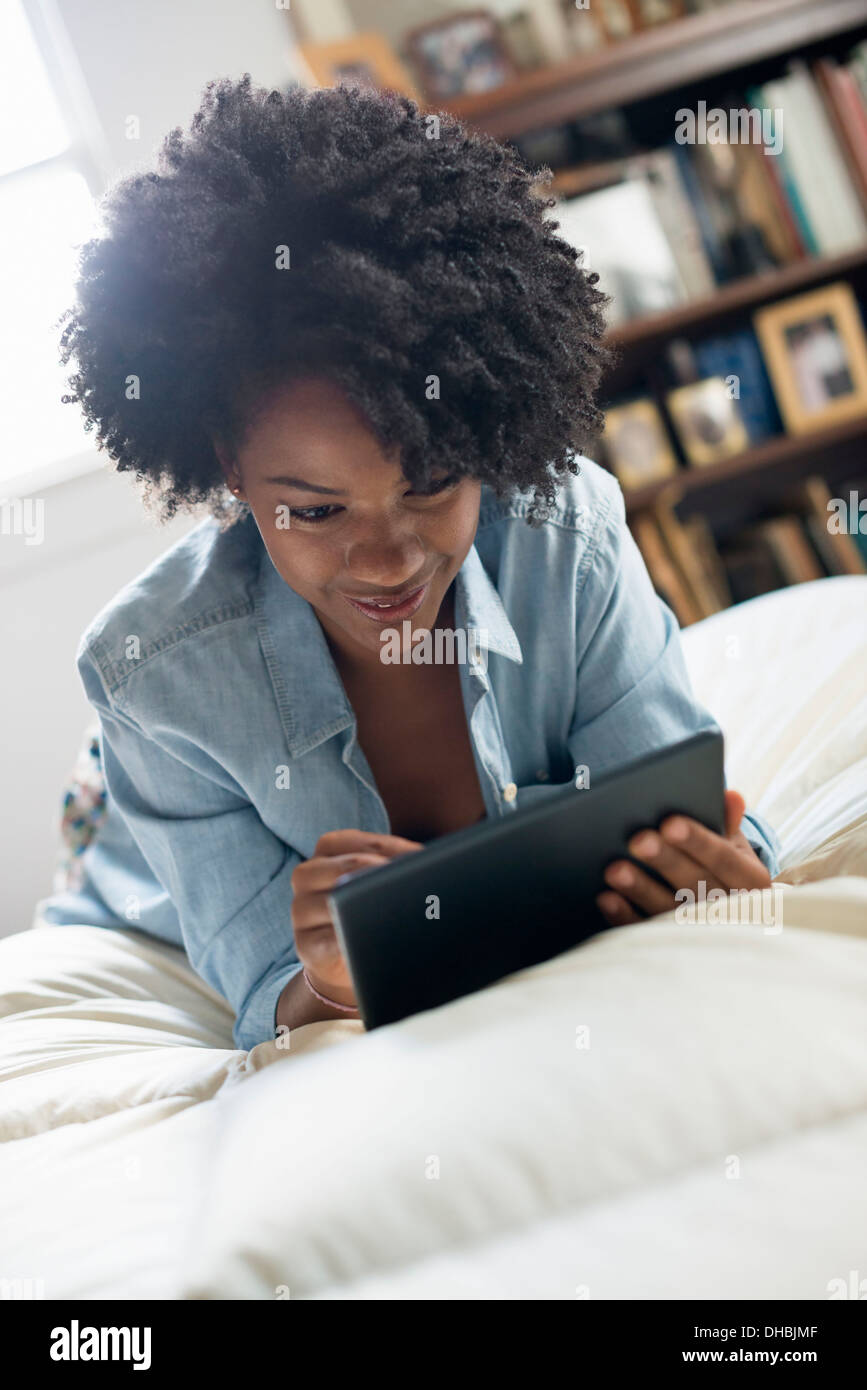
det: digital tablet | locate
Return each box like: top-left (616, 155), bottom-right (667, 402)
top-left (328, 729), bottom-right (725, 1030)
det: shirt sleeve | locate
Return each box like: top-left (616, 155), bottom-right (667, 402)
top-left (566, 482), bottom-right (780, 877)
top-left (77, 643), bottom-right (303, 1051)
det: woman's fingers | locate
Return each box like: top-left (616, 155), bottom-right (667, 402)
top-left (724, 788), bottom-right (746, 838)
top-left (313, 829), bottom-right (423, 859)
top-left (296, 850), bottom-right (389, 893)
top-left (658, 814), bottom-right (770, 888)
top-left (602, 860), bottom-right (678, 917)
top-left (292, 852), bottom-right (389, 928)
top-left (596, 890), bottom-right (640, 926)
top-left (626, 830), bottom-right (727, 896)
top-left (289, 829), bottom-right (425, 1003)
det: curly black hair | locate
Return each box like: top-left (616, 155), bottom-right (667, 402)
top-left (60, 75), bottom-right (610, 527)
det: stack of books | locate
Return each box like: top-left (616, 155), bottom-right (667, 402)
top-left (631, 477), bottom-right (867, 625)
top-left (549, 46), bottom-right (867, 327)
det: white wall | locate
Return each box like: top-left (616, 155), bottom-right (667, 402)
top-left (45, 0), bottom-right (308, 182)
top-left (0, 0), bottom-right (305, 936)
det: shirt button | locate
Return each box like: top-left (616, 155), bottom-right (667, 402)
top-left (503, 782), bottom-right (517, 802)
top-left (536, 769), bottom-right (549, 781)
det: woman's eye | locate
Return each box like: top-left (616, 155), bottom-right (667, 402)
top-left (410, 473), bottom-right (459, 497)
top-left (289, 505), bottom-right (342, 524)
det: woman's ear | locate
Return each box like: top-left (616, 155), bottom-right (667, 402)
top-left (213, 439), bottom-right (244, 499)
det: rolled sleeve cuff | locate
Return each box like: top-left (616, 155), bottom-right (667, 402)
top-left (741, 809), bottom-right (781, 880)
top-left (232, 959), bottom-right (304, 1052)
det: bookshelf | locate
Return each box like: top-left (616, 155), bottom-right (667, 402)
top-left (623, 414), bottom-right (867, 514)
top-left (434, 0), bottom-right (867, 622)
top-left (609, 247), bottom-right (867, 355)
top-left (443, 0), bottom-right (867, 138)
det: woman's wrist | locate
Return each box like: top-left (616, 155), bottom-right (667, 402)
top-left (276, 969), bottom-right (356, 1032)
top-left (302, 968), bottom-right (359, 1014)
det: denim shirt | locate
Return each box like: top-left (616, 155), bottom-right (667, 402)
top-left (39, 460), bottom-right (779, 1049)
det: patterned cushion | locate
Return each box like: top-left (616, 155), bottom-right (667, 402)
top-left (55, 720), bottom-right (107, 893)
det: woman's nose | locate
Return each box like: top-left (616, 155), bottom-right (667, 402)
top-left (345, 533), bottom-right (426, 587)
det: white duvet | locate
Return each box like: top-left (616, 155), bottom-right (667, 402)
top-left (1, 576), bottom-right (865, 1300)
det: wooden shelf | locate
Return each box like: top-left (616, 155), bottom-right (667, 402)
top-left (621, 414), bottom-right (867, 514)
top-left (440, 0), bottom-right (867, 139)
top-left (607, 247), bottom-right (867, 351)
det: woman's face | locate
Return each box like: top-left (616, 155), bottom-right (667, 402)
top-left (220, 378), bottom-right (482, 667)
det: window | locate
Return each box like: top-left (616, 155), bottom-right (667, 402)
top-left (0, 0), bottom-right (99, 487)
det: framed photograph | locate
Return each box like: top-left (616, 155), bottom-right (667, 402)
top-left (754, 283), bottom-right (867, 434)
top-left (666, 377), bottom-right (750, 467)
top-left (596, 0), bottom-right (638, 41)
top-left (559, 1), bottom-right (608, 56)
top-left (404, 10), bottom-right (518, 100)
top-left (300, 33), bottom-right (422, 103)
top-left (632, 0), bottom-right (685, 26)
top-left (601, 398), bottom-right (680, 490)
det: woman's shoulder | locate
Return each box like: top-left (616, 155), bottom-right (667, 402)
top-left (476, 456), bottom-right (626, 580)
top-left (478, 455), bottom-right (624, 537)
top-left (76, 511), bottom-right (263, 699)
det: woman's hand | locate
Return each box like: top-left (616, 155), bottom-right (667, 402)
top-left (290, 829), bottom-right (423, 1007)
top-left (596, 789), bottom-right (770, 926)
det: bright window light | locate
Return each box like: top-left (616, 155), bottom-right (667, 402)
top-left (0, 168), bottom-right (97, 483)
top-left (0, 0), bottom-right (70, 176)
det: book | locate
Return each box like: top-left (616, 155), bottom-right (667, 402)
top-left (813, 58), bottom-right (867, 210)
top-left (756, 516), bottom-right (825, 585)
top-left (550, 178), bottom-right (690, 325)
top-left (727, 136), bottom-right (804, 266)
top-left (626, 148), bottom-right (717, 301)
top-left (719, 534), bottom-right (787, 603)
top-left (693, 328), bottom-right (783, 443)
top-left (848, 40), bottom-right (867, 110)
top-left (691, 136), bottom-right (778, 277)
top-left (683, 515), bottom-right (734, 609)
top-left (654, 501), bottom-right (723, 618)
top-left (746, 86), bottom-right (819, 256)
top-left (794, 476), bottom-right (867, 575)
top-left (630, 513), bottom-right (704, 626)
top-left (759, 65), bottom-right (867, 256)
top-left (670, 139), bottom-right (736, 285)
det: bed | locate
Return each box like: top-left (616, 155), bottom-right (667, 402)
top-left (1, 575), bottom-right (865, 1300)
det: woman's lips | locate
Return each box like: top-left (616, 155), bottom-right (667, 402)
top-left (341, 582), bottom-right (429, 624)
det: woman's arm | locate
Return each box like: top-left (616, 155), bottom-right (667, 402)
top-left (78, 643), bottom-right (306, 1051)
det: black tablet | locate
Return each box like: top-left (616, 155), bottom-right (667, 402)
top-left (328, 729), bottom-right (725, 1030)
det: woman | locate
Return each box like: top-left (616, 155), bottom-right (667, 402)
top-left (46, 78), bottom-right (778, 1048)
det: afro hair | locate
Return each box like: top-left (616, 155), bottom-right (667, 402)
top-left (60, 75), bottom-right (611, 527)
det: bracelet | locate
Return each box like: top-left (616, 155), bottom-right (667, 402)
top-left (302, 968), bottom-right (360, 1014)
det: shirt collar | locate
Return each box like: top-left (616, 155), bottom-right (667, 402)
top-left (254, 538), bottom-right (523, 757)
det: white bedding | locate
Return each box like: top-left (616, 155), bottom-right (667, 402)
top-left (1, 576), bottom-right (865, 1300)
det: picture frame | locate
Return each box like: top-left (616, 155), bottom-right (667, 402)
top-left (299, 32), bottom-right (423, 104)
top-left (601, 398), bottom-right (680, 490)
top-left (593, 0), bottom-right (684, 42)
top-left (595, 0), bottom-right (638, 41)
top-left (665, 377), bottom-right (750, 467)
top-left (753, 282), bottom-right (867, 435)
top-left (559, 0), bottom-right (609, 56)
top-left (403, 10), bottom-right (518, 100)
top-left (631, 0), bottom-right (685, 27)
